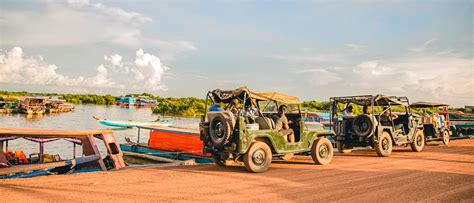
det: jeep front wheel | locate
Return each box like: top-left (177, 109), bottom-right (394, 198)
top-left (375, 131), bottom-right (393, 157)
top-left (336, 140), bottom-right (352, 153)
top-left (410, 130), bottom-right (425, 152)
top-left (311, 137), bottom-right (334, 165)
top-left (442, 130), bottom-right (450, 145)
top-left (243, 141), bottom-right (272, 173)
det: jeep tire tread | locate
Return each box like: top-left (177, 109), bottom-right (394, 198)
top-left (209, 114), bottom-right (232, 147)
top-left (243, 141), bottom-right (272, 173)
top-left (375, 131), bottom-right (393, 157)
top-left (311, 137), bottom-right (334, 165)
top-left (442, 130), bottom-right (450, 145)
top-left (411, 130), bottom-right (425, 152)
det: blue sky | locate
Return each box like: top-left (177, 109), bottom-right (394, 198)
top-left (0, 0), bottom-right (472, 106)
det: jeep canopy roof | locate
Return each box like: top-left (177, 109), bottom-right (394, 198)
top-left (409, 102), bottom-right (449, 108)
top-left (330, 95), bottom-right (405, 106)
top-left (210, 87), bottom-right (300, 104)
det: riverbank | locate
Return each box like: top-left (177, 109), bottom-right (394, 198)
top-left (1, 138), bottom-right (473, 202)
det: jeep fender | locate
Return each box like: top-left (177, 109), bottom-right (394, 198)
top-left (373, 127), bottom-right (395, 144)
top-left (239, 134), bottom-right (277, 154)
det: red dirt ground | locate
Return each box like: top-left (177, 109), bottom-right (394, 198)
top-left (1, 139), bottom-right (473, 202)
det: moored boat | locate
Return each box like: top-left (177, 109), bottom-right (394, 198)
top-left (93, 116), bottom-right (173, 128)
top-left (119, 125), bottom-right (212, 165)
top-left (0, 128), bottom-right (126, 179)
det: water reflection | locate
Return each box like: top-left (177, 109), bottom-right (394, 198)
top-left (0, 104), bottom-right (199, 159)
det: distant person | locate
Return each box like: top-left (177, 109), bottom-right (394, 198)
top-left (209, 101), bottom-right (224, 112)
top-left (274, 105), bottom-right (295, 143)
top-left (343, 104), bottom-right (354, 117)
top-left (230, 99), bottom-right (242, 117)
top-left (155, 116), bottom-right (161, 122)
top-left (243, 104), bottom-right (257, 123)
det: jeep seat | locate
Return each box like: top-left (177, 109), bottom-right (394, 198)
top-left (256, 117), bottom-right (275, 130)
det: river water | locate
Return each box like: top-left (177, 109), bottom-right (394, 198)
top-left (0, 105), bottom-right (199, 159)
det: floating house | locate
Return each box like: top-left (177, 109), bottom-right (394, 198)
top-left (20, 97), bottom-right (47, 115)
top-left (135, 96), bottom-right (158, 108)
top-left (117, 97), bottom-right (136, 107)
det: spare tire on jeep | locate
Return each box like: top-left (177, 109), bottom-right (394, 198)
top-left (209, 113), bottom-right (233, 147)
top-left (352, 114), bottom-right (374, 137)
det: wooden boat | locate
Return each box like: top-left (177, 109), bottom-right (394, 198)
top-left (0, 128), bottom-right (126, 179)
top-left (0, 155), bottom-right (101, 179)
top-left (120, 144), bottom-right (212, 165)
top-left (119, 125), bottom-right (212, 165)
top-left (93, 116), bottom-right (173, 128)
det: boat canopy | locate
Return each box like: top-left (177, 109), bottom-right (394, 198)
top-left (211, 87), bottom-right (300, 104)
top-left (331, 94), bottom-right (405, 106)
top-left (410, 102), bottom-right (449, 108)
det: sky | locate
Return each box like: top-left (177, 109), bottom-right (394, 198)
top-left (0, 0), bottom-right (472, 106)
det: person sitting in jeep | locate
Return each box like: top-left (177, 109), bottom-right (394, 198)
top-left (230, 99), bottom-right (242, 118)
top-left (274, 105), bottom-right (295, 143)
top-left (343, 104), bottom-right (354, 117)
top-left (380, 107), bottom-right (403, 131)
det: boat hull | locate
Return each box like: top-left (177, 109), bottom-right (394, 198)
top-left (120, 144), bottom-right (212, 164)
top-left (98, 120), bottom-right (172, 128)
top-left (147, 127), bottom-right (208, 157)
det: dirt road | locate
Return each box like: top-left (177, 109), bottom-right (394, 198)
top-left (1, 139), bottom-right (473, 202)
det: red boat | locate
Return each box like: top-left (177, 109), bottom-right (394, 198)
top-left (137, 125), bottom-right (208, 157)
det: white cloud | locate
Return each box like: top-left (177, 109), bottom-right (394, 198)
top-left (0, 47), bottom-right (169, 93)
top-left (268, 42), bottom-right (473, 106)
top-left (0, 1), bottom-right (195, 60)
top-left (295, 57), bottom-right (473, 106)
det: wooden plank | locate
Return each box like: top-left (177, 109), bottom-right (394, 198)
top-left (0, 128), bottom-right (113, 137)
top-left (122, 151), bottom-right (178, 163)
top-left (0, 162), bottom-right (67, 176)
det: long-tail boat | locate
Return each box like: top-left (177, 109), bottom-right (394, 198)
top-left (93, 116), bottom-right (173, 128)
top-left (0, 128), bottom-right (126, 179)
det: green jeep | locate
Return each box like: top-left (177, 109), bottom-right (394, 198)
top-left (199, 87), bottom-right (335, 173)
top-left (330, 95), bottom-right (425, 157)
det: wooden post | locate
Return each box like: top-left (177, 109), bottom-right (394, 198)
top-left (40, 142), bottom-right (44, 163)
top-left (137, 127), bottom-right (141, 143)
top-left (5, 140), bottom-right (8, 151)
top-left (73, 143), bottom-right (76, 159)
top-left (80, 134), bottom-right (107, 171)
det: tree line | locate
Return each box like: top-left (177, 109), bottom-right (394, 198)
top-left (1, 90), bottom-right (451, 117)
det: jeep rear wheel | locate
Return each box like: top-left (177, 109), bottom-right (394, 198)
top-left (243, 141), bottom-right (272, 173)
top-left (352, 114), bottom-right (374, 137)
top-left (375, 131), bottom-right (392, 157)
top-left (311, 137), bottom-right (334, 165)
top-left (411, 130), bottom-right (425, 152)
top-left (336, 140), bottom-right (352, 153)
top-left (442, 130), bottom-right (450, 145)
top-left (209, 114), bottom-right (232, 147)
